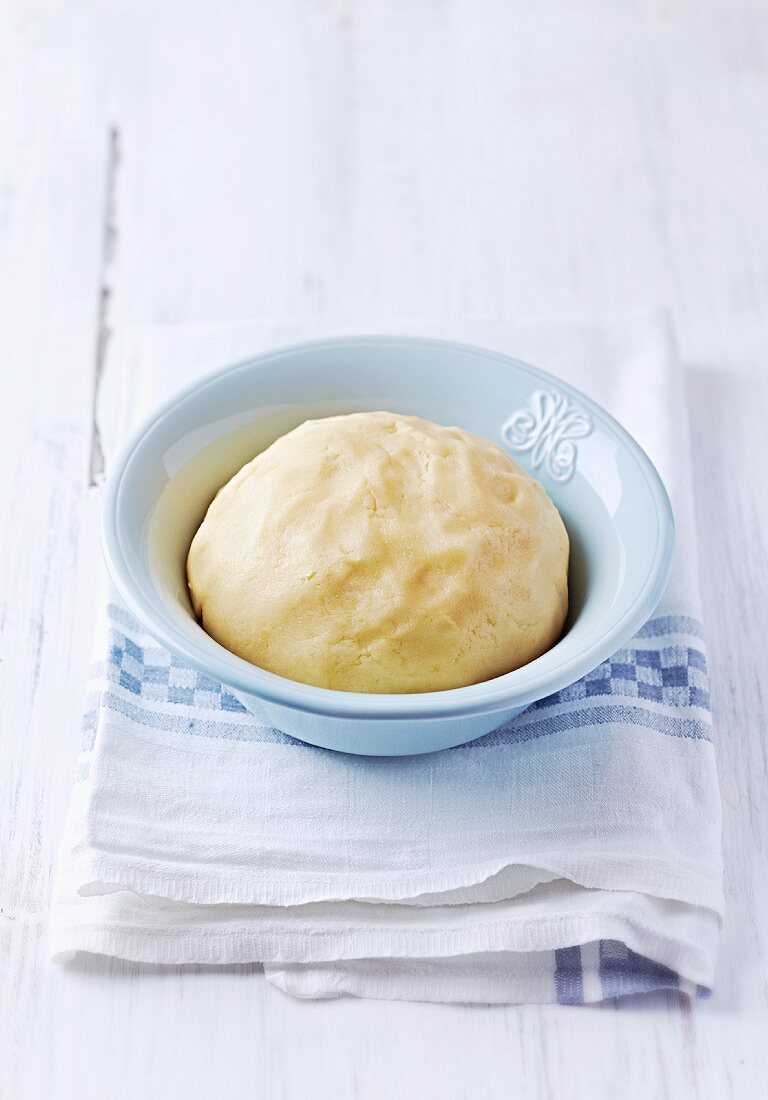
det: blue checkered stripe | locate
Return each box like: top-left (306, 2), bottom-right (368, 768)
top-left (81, 605), bottom-right (272, 750)
top-left (82, 606), bottom-right (711, 750)
top-left (544, 637), bottom-right (710, 710)
top-left (110, 632), bottom-right (248, 714)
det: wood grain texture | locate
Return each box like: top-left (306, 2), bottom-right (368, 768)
top-left (1, 1), bottom-right (767, 1098)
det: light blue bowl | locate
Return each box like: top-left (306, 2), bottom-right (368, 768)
top-left (102, 336), bottom-right (674, 756)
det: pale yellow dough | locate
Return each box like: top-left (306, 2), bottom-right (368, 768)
top-left (187, 412), bottom-right (569, 693)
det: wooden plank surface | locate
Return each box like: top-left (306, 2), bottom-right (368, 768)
top-left (1, 2), bottom-right (767, 1097)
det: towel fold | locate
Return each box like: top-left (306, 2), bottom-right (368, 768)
top-left (51, 312), bottom-right (722, 1003)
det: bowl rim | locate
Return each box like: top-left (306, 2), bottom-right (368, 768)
top-left (102, 333), bottom-right (675, 721)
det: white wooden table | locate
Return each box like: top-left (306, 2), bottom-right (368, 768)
top-left (2, 2), bottom-right (767, 1097)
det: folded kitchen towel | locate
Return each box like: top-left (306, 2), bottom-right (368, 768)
top-left (50, 312), bottom-right (722, 1003)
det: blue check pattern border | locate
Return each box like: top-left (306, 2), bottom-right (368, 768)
top-left (82, 604), bottom-right (712, 752)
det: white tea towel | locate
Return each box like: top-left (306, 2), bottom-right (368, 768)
top-left (51, 313), bottom-right (722, 1003)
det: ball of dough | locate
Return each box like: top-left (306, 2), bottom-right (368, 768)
top-left (187, 412), bottom-right (569, 693)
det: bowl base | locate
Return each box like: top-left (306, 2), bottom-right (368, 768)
top-left (235, 693), bottom-right (527, 756)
